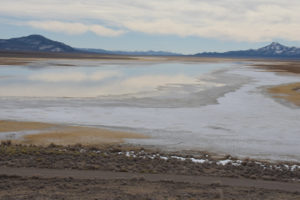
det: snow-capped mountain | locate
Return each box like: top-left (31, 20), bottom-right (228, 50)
top-left (195, 42), bottom-right (300, 58)
top-left (256, 42), bottom-right (300, 56)
top-left (1, 34), bottom-right (300, 58)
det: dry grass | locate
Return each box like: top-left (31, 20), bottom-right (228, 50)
top-left (268, 82), bottom-right (300, 106)
top-left (23, 126), bottom-right (149, 146)
top-left (0, 120), bottom-right (148, 146)
top-left (254, 61), bottom-right (300, 74)
top-left (0, 120), bottom-right (57, 132)
top-left (0, 53), bottom-right (262, 66)
top-left (0, 57), bottom-right (39, 65)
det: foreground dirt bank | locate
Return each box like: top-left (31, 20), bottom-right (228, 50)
top-left (0, 141), bottom-right (299, 199)
top-left (1, 174), bottom-right (299, 200)
top-left (0, 143), bottom-right (299, 182)
top-left (1, 167), bottom-right (299, 193)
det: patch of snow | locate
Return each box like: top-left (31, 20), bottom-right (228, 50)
top-left (171, 156), bottom-right (186, 161)
top-left (190, 158), bottom-right (207, 164)
top-left (291, 165), bottom-right (299, 171)
top-left (160, 156), bottom-right (168, 160)
top-left (217, 159), bottom-right (232, 166)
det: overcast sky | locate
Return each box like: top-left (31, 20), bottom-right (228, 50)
top-left (1, 0), bottom-right (300, 53)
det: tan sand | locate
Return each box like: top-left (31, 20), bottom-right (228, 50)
top-left (0, 120), bottom-right (148, 146)
top-left (0, 120), bottom-right (58, 132)
top-left (268, 82), bottom-right (300, 106)
top-left (22, 126), bottom-right (149, 146)
top-left (0, 57), bottom-right (39, 65)
top-left (0, 53), bottom-right (265, 66)
top-left (254, 61), bottom-right (300, 74)
top-left (253, 61), bottom-right (300, 106)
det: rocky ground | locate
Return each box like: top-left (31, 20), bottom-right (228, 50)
top-left (0, 142), bottom-right (300, 199)
top-left (0, 175), bottom-right (299, 200)
top-left (0, 142), bottom-right (299, 181)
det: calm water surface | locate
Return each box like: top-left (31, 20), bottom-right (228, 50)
top-left (0, 61), bottom-right (231, 98)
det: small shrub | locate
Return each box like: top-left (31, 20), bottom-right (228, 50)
top-left (1, 140), bottom-right (12, 146)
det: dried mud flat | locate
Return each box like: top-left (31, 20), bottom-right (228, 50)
top-left (0, 143), bottom-right (299, 199)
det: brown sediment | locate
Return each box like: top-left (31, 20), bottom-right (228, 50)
top-left (0, 51), bottom-right (274, 66)
top-left (0, 120), bottom-right (58, 132)
top-left (0, 57), bottom-right (39, 65)
top-left (22, 126), bottom-right (149, 146)
top-left (268, 82), bottom-right (300, 106)
top-left (0, 120), bottom-right (148, 146)
top-left (1, 173), bottom-right (299, 200)
top-left (253, 61), bottom-right (300, 74)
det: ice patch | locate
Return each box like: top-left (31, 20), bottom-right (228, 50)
top-left (217, 159), bottom-right (232, 166)
top-left (190, 158), bottom-right (207, 164)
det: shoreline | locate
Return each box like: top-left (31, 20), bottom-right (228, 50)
top-left (0, 120), bottom-right (148, 146)
top-left (0, 142), bottom-right (299, 182)
top-left (0, 58), bottom-right (299, 162)
top-left (1, 120), bottom-right (300, 166)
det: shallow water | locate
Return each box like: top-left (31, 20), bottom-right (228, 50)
top-left (1, 60), bottom-right (300, 161)
top-left (0, 60), bottom-right (230, 98)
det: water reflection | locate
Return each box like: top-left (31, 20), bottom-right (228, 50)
top-left (0, 61), bottom-right (231, 98)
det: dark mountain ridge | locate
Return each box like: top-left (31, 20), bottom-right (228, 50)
top-left (195, 42), bottom-right (300, 58)
top-left (0, 35), bottom-right (76, 53)
top-left (78, 48), bottom-right (181, 56)
top-left (1, 35), bottom-right (300, 58)
top-left (0, 35), bottom-right (180, 56)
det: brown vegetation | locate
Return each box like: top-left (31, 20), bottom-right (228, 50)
top-left (268, 82), bottom-right (300, 106)
top-left (254, 61), bottom-right (300, 74)
top-left (0, 120), bottom-right (148, 146)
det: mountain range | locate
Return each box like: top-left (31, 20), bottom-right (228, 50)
top-left (195, 42), bottom-right (300, 58)
top-left (0, 35), bottom-right (179, 56)
top-left (0, 35), bottom-right (300, 58)
top-left (0, 35), bottom-right (75, 53)
top-left (77, 48), bottom-right (180, 56)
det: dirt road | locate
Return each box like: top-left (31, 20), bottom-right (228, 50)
top-left (1, 167), bottom-right (299, 193)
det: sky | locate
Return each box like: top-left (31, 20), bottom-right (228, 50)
top-left (1, 0), bottom-right (300, 54)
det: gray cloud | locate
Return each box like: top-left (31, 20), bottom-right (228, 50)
top-left (1, 0), bottom-right (300, 41)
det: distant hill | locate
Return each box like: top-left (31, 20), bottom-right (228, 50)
top-left (195, 42), bottom-right (300, 58)
top-left (1, 35), bottom-right (300, 58)
top-left (0, 35), bottom-right (76, 53)
top-left (78, 48), bottom-right (181, 56)
top-left (0, 35), bottom-right (180, 56)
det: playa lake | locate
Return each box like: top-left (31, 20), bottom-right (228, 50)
top-left (0, 59), bottom-right (300, 161)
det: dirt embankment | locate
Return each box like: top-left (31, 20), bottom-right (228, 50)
top-left (0, 143), bottom-right (299, 182)
top-left (1, 174), bottom-right (299, 200)
top-left (0, 143), bottom-right (299, 199)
